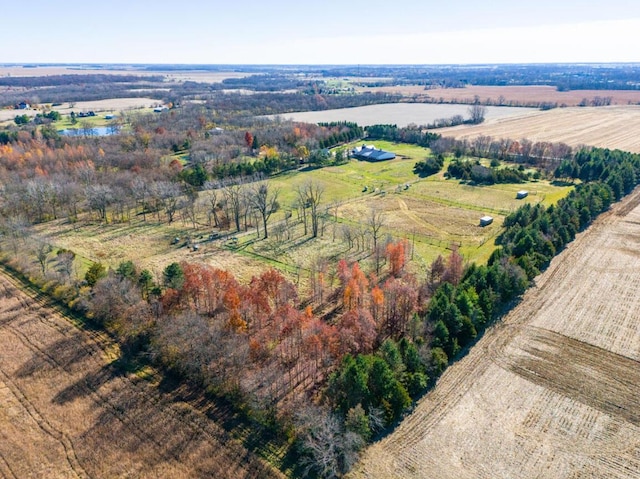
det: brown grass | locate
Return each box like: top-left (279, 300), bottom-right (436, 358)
top-left (360, 84), bottom-right (640, 107)
top-left (350, 187), bottom-right (640, 479)
top-left (0, 271), bottom-right (284, 478)
top-left (439, 105), bottom-right (640, 153)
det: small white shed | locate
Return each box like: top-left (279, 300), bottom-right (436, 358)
top-left (480, 216), bottom-right (493, 227)
top-left (516, 190), bottom-right (529, 199)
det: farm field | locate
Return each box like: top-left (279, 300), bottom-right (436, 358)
top-left (350, 187), bottom-right (640, 479)
top-left (0, 269), bottom-right (284, 479)
top-left (358, 84), bottom-right (640, 107)
top-left (272, 103), bottom-right (536, 128)
top-left (32, 143), bottom-right (571, 285)
top-left (439, 105), bottom-right (640, 153)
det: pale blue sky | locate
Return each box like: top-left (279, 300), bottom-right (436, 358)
top-left (2, 0), bottom-right (639, 64)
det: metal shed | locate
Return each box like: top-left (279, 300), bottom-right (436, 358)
top-left (480, 216), bottom-right (494, 227)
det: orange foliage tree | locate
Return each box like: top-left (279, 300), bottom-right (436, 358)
top-left (386, 239), bottom-right (408, 277)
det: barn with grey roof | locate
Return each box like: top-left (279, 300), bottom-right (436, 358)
top-left (350, 144), bottom-right (396, 161)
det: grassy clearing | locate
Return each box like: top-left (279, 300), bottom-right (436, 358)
top-left (32, 143), bottom-right (573, 287)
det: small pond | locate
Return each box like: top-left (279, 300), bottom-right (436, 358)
top-left (58, 126), bottom-right (118, 137)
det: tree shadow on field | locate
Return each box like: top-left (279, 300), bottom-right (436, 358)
top-left (14, 331), bottom-right (96, 379)
top-left (51, 361), bottom-right (115, 405)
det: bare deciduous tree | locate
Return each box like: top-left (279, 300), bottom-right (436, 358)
top-left (468, 103), bottom-right (487, 125)
top-left (368, 209), bottom-right (386, 275)
top-left (297, 180), bottom-right (324, 238)
top-left (250, 182), bottom-right (280, 239)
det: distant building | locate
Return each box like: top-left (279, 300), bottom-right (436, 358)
top-left (516, 190), bottom-right (529, 199)
top-left (350, 144), bottom-right (396, 161)
top-left (479, 216), bottom-right (493, 227)
top-left (17, 102), bottom-right (30, 109)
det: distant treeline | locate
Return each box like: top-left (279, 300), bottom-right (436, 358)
top-left (0, 74), bottom-right (164, 87)
top-left (318, 64), bottom-right (640, 91)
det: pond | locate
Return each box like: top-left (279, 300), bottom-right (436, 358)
top-left (58, 126), bottom-right (118, 137)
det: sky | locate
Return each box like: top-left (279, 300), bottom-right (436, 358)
top-left (2, 0), bottom-right (640, 64)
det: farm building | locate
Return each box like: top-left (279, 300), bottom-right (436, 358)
top-left (351, 144), bottom-right (396, 161)
top-left (479, 216), bottom-right (493, 227)
top-left (516, 190), bottom-right (529, 199)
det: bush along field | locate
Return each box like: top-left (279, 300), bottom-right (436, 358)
top-left (3, 108), bottom-right (631, 477)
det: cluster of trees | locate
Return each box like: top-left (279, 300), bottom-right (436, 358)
top-left (413, 155), bottom-right (444, 177)
top-left (431, 135), bottom-right (573, 173)
top-left (554, 148), bottom-right (640, 201)
top-left (427, 246), bottom-right (529, 357)
top-left (365, 124), bottom-right (440, 147)
top-left (446, 159), bottom-right (532, 184)
top-left (316, 122), bottom-right (364, 149)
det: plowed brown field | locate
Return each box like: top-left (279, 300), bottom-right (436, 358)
top-left (439, 105), bottom-right (640, 153)
top-left (0, 272), bottom-right (283, 479)
top-left (351, 188), bottom-right (640, 479)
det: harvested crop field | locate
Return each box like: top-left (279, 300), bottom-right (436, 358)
top-left (0, 270), bottom-right (283, 479)
top-left (351, 187), bottom-right (640, 479)
top-left (274, 103), bottom-right (535, 128)
top-left (360, 84), bottom-right (640, 107)
top-left (439, 105), bottom-right (640, 153)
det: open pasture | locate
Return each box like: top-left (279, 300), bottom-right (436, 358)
top-left (439, 105), bottom-right (640, 153)
top-left (350, 187), bottom-right (640, 479)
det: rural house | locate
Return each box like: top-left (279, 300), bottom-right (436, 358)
top-left (350, 144), bottom-right (396, 161)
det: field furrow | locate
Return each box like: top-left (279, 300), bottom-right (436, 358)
top-left (440, 106), bottom-right (640, 153)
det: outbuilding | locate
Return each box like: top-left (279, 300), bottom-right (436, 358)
top-left (479, 216), bottom-right (493, 227)
top-left (516, 190), bottom-right (529, 199)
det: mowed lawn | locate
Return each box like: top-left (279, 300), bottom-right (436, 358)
top-left (32, 142), bottom-right (573, 285)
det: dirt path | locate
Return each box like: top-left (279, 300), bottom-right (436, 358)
top-left (0, 271), bottom-right (283, 479)
top-left (351, 188), bottom-right (640, 478)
